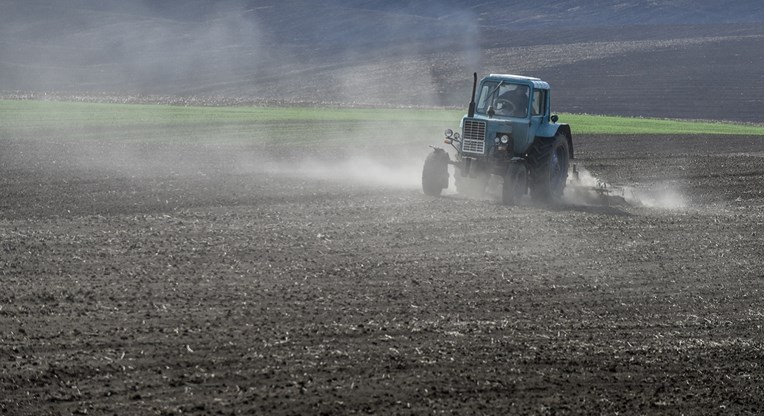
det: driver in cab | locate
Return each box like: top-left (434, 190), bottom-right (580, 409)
top-left (496, 86), bottom-right (528, 118)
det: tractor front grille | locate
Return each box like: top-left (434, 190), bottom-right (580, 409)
top-left (461, 120), bottom-right (486, 155)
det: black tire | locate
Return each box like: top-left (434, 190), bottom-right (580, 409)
top-left (422, 150), bottom-right (449, 196)
top-left (502, 162), bottom-right (527, 205)
top-left (528, 134), bottom-right (569, 201)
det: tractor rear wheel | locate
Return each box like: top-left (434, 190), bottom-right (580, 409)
top-left (529, 134), bottom-right (569, 202)
top-left (502, 162), bottom-right (527, 205)
top-left (422, 150), bottom-right (449, 196)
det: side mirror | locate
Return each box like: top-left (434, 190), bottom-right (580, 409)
top-left (551, 114), bottom-right (559, 123)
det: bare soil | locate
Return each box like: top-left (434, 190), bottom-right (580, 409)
top-left (0, 134), bottom-right (762, 415)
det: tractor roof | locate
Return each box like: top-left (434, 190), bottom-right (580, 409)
top-left (485, 73), bottom-right (550, 90)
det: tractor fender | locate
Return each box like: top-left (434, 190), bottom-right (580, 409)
top-left (532, 123), bottom-right (573, 159)
top-left (555, 124), bottom-right (574, 160)
top-left (529, 125), bottom-right (574, 160)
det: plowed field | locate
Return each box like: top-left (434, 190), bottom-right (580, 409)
top-left (1, 134), bottom-right (762, 415)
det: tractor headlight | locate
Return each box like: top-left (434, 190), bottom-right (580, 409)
top-left (453, 132), bottom-right (460, 141)
top-left (500, 134), bottom-right (510, 144)
top-left (444, 129), bottom-right (453, 138)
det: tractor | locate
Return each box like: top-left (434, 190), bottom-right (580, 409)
top-left (422, 73), bottom-right (573, 205)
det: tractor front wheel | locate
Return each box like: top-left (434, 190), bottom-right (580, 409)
top-left (422, 150), bottom-right (449, 196)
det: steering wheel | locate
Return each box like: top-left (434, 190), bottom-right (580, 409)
top-left (496, 98), bottom-right (515, 114)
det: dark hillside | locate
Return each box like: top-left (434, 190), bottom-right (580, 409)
top-left (0, 0), bottom-right (762, 121)
top-left (536, 28), bottom-right (764, 122)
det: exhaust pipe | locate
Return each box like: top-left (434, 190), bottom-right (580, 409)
top-left (460, 73), bottom-right (478, 178)
top-left (467, 72), bottom-right (477, 118)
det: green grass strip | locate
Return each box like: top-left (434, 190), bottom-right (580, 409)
top-left (0, 100), bottom-right (761, 140)
top-left (558, 113), bottom-right (763, 135)
top-left (0, 100), bottom-right (457, 126)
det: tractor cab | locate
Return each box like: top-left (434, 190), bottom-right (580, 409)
top-left (465, 74), bottom-right (553, 159)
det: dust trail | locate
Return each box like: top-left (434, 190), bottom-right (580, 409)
top-left (566, 166), bottom-right (688, 209)
top-left (628, 185), bottom-right (688, 209)
top-left (262, 153), bottom-right (425, 190)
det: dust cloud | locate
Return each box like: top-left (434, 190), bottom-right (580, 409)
top-left (261, 153), bottom-right (425, 190)
top-left (0, 2), bottom-right (484, 192)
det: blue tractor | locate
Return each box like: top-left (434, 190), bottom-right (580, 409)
top-left (422, 73), bottom-right (573, 205)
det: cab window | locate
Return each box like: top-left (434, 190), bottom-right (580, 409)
top-left (532, 90), bottom-right (546, 116)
